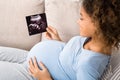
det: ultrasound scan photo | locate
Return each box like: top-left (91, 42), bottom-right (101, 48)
top-left (26, 13), bottom-right (48, 35)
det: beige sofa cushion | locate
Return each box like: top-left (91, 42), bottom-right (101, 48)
top-left (0, 0), bottom-right (45, 50)
top-left (42, 0), bottom-right (80, 42)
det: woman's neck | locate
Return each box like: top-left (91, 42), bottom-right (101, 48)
top-left (84, 36), bottom-right (112, 55)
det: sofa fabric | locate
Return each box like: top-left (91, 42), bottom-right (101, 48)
top-left (0, 46), bottom-right (28, 63)
top-left (0, 0), bottom-right (45, 50)
top-left (100, 49), bottom-right (120, 80)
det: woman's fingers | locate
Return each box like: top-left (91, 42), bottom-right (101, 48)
top-left (29, 57), bottom-right (41, 75)
top-left (39, 62), bottom-right (47, 70)
top-left (45, 26), bottom-right (62, 41)
top-left (46, 26), bottom-right (58, 35)
top-left (48, 26), bottom-right (57, 33)
top-left (28, 57), bottom-right (52, 80)
top-left (46, 27), bottom-right (54, 36)
top-left (28, 67), bottom-right (36, 78)
top-left (45, 32), bottom-right (52, 39)
top-left (29, 66), bottom-right (34, 74)
top-left (29, 58), bottom-right (35, 74)
top-left (29, 58), bottom-right (34, 68)
top-left (33, 57), bottom-right (39, 69)
top-left (29, 57), bottom-right (39, 71)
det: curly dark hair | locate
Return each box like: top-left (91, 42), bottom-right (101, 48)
top-left (81, 0), bottom-right (120, 48)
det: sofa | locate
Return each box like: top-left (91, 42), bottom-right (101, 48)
top-left (0, 0), bottom-right (120, 79)
top-left (0, 0), bottom-right (80, 50)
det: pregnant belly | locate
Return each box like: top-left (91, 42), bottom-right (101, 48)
top-left (26, 40), bottom-right (69, 80)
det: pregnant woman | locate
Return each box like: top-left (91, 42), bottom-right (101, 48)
top-left (0, 0), bottom-right (120, 80)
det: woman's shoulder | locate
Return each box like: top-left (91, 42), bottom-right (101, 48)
top-left (70, 35), bottom-right (84, 40)
top-left (68, 36), bottom-right (87, 44)
top-left (64, 36), bottom-right (88, 50)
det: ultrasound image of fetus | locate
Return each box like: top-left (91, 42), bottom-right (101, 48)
top-left (26, 13), bottom-right (47, 35)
